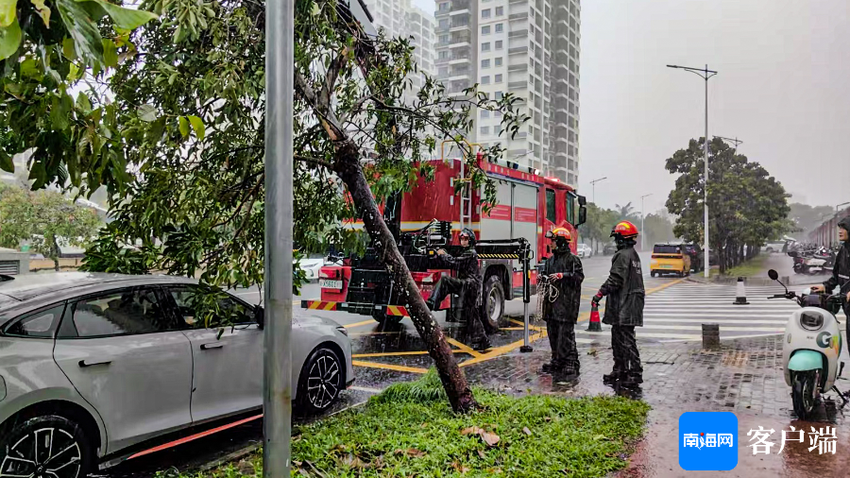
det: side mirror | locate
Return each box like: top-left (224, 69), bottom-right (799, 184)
top-left (768, 269), bottom-right (779, 281)
top-left (577, 195), bottom-right (587, 207)
top-left (255, 306), bottom-right (265, 329)
top-left (577, 206), bottom-right (587, 227)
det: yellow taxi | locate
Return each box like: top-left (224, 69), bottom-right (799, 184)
top-left (650, 244), bottom-right (691, 277)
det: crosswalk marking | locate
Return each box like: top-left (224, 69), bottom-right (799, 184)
top-left (575, 281), bottom-right (845, 344)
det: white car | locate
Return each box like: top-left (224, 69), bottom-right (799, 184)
top-left (0, 272), bottom-right (353, 476)
top-left (576, 243), bottom-right (593, 258)
top-left (297, 255), bottom-right (342, 281)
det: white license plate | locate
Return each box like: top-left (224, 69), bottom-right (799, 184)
top-left (662, 265), bottom-right (673, 269)
top-left (320, 279), bottom-right (342, 289)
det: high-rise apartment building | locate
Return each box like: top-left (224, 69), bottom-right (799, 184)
top-left (435, 0), bottom-right (580, 186)
top-left (365, 0), bottom-right (437, 96)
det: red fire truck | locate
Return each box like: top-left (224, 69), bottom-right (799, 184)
top-left (302, 157), bottom-right (587, 326)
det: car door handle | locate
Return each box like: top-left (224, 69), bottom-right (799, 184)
top-left (200, 343), bottom-right (224, 351)
top-left (79, 359), bottom-right (112, 368)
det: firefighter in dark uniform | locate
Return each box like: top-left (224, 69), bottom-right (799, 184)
top-left (592, 221), bottom-right (645, 387)
top-left (425, 228), bottom-right (491, 351)
top-left (540, 227), bottom-right (585, 380)
top-left (812, 216), bottom-right (850, 354)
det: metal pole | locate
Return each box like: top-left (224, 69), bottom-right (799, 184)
top-left (703, 65), bottom-right (710, 278)
top-left (520, 239), bottom-right (533, 352)
top-left (640, 193), bottom-right (652, 251)
top-left (263, 0), bottom-right (293, 475)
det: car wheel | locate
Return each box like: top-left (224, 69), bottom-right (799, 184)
top-left (650, 271), bottom-right (656, 278)
top-left (298, 346), bottom-right (344, 414)
top-left (482, 274), bottom-right (505, 333)
top-left (0, 415), bottom-right (95, 478)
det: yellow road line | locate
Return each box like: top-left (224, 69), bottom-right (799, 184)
top-left (343, 319), bottom-right (376, 329)
top-left (509, 318), bottom-right (545, 332)
top-left (646, 278), bottom-right (686, 295)
top-left (352, 360), bottom-right (427, 374)
top-left (445, 337), bottom-right (483, 358)
top-left (353, 350), bottom-right (466, 358)
top-left (459, 332), bottom-right (548, 368)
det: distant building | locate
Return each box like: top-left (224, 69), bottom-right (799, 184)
top-left (810, 206), bottom-right (850, 247)
top-left (434, 0), bottom-right (581, 186)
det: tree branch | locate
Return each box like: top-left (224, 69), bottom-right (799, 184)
top-left (295, 155), bottom-right (333, 170)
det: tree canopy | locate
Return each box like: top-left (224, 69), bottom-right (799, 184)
top-left (0, 184), bottom-right (102, 269)
top-left (665, 137), bottom-right (790, 272)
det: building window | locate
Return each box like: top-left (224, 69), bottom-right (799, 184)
top-left (482, 8), bottom-right (491, 18)
top-left (438, 2), bottom-right (449, 11)
top-left (495, 40), bottom-right (503, 50)
top-left (481, 59), bottom-right (490, 68)
top-left (495, 91), bottom-right (503, 99)
top-left (495, 57), bottom-right (503, 66)
top-left (481, 42), bottom-right (491, 52)
top-left (495, 74), bottom-right (503, 83)
top-left (495, 23), bottom-right (503, 33)
top-left (438, 66), bottom-right (449, 76)
top-left (439, 34), bottom-right (449, 44)
top-left (439, 50), bottom-right (449, 59)
top-left (482, 25), bottom-right (491, 35)
top-left (480, 126), bottom-right (490, 135)
top-left (481, 75), bottom-right (491, 84)
top-left (495, 6), bottom-right (504, 16)
top-left (439, 19), bottom-right (449, 29)
top-left (494, 110), bottom-right (502, 118)
top-left (481, 110), bottom-right (490, 119)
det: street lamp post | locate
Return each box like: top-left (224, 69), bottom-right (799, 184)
top-left (668, 64), bottom-right (718, 278)
top-left (714, 136), bottom-right (743, 152)
top-left (590, 176), bottom-right (608, 204)
top-left (640, 193), bottom-right (653, 251)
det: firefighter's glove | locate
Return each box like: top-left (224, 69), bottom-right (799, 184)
top-left (548, 273), bottom-right (564, 281)
top-left (591, 291), bottom-right (603, 306)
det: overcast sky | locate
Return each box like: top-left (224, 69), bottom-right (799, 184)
top-left (413, 0), bottom-right (850, 214)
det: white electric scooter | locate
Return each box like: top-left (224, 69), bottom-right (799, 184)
top-left (768, 269), bottom-right (847, 419)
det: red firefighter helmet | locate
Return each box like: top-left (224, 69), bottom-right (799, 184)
top-left (610, 221), bottom-right (639, 239)
top-left (545, 227), bottom-right (572, 241)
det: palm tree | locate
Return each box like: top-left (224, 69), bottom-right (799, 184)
top-left (615, 202), bottom-right (635, 219)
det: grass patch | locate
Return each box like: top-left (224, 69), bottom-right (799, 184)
top-left (709, 254), bottom-right (769, 278)
top-left (158, 370), bottom-right (650, 478)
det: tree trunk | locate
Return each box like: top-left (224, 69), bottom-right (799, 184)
top-left (334, 141), bottom-right (477, 413)
top-left (51, 237), bottom-right (60, 271)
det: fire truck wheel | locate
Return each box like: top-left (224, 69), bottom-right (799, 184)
top-left (482, 274), bottom-right (505, 332)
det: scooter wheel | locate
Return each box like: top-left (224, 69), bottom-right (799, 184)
top-left (791, 371), bottom-right (818, 420)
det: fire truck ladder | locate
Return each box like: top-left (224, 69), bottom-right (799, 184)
top-left (476, 238), bottom-right (534, 353)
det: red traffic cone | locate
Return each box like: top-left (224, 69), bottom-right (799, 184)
top-left (587, 302), bottom-right (602, 332)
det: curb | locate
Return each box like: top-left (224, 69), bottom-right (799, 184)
top-left (686, 276), bottom-right (784, 287)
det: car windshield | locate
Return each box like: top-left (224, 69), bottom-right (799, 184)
top-left (654, 245), bottom-right (681, 254)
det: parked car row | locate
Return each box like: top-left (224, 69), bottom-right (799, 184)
top-left (0, 272), bottom-right (354, 477)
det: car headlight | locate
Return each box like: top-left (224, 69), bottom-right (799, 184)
top-left (336, 325), bottom-right (349, 337)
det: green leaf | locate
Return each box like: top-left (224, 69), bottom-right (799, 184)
top-left (0, 0), bottom-right (15, 27)
top-left (62, 37), bottom-right (76, 59)
top-left (187, 115), bottom-right (204, 139)
top-left (0, 17), bottom-right (21, 60)
top-left (56, 0), bottom-right (104, 64)
top-left (81, 0), bottom-right (158, 30)
top-left (30, 0), bottom-right (51, 27)
top-left (0, 150), bottom-right (13, 173)
top-left (102, 38), bottom-right (117, 67)
top-left (50, 95), bottom-right (71, 130)
top-left (76, 91), bottom-right (92, 112)
top-left (178, 116), bottom-right (189, 138)
top-left (137, 104), bottom-right (157, 122)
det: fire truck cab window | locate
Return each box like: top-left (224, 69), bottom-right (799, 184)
top-left (566, 193), bottom-right (575, 225)
top-left (546, 189), bottom-right (556, 223)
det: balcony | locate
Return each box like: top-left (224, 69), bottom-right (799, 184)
top-left (509, 12), bottom-right (528, 21)
top-left (508, 63), bottom-right (528, 72)
top-left (509, 29), bottom-right (528, 38)
top-left (509, 46), bottom-right (528, 55)
top-left (508, 80), bottom-right (527, 90)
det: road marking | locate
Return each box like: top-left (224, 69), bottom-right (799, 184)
top-left (352, 360), bottom-right (427, 374)
top-left (350, 385), bottom-right (385, 394)
top-left (509, 318), bottom-right (545, 332)
top-left (446, 337), bottom-right (483, 357)
top-left (645, 278), bottom-right (686, 295)
top-left (353, 350), bottom-right (466, 358)
top-left (343, 319), bottom-right (376, 329)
